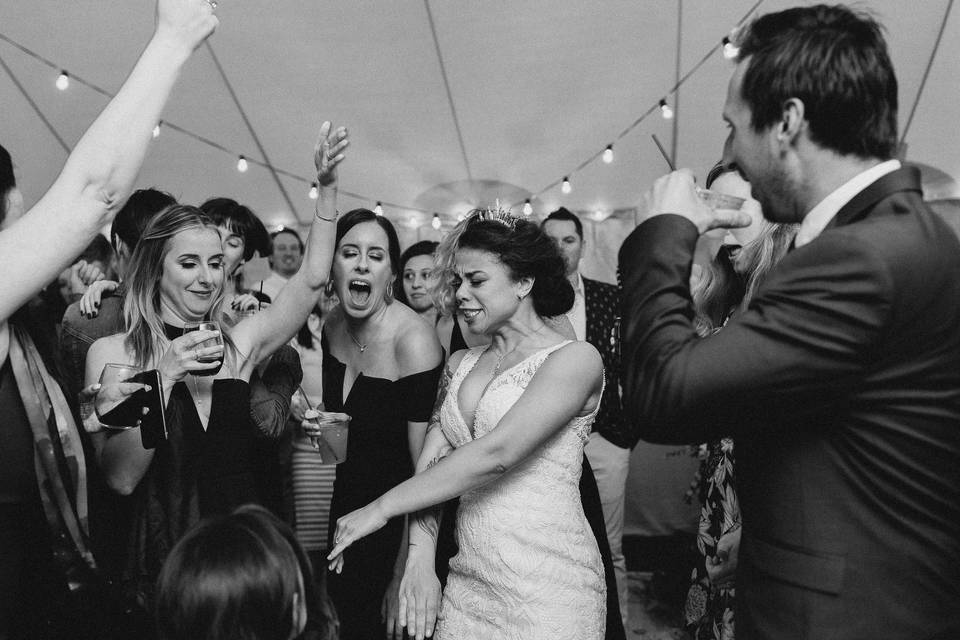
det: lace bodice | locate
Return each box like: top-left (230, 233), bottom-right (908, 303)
top-left (435, 341), bottom-right (606, 640)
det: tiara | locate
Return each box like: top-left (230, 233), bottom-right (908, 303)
top-left (471, 199), bottom-right (519, 229)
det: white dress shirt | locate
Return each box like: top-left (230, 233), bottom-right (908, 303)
top-left (256, 271), bottom-right (291, 302)
top-left (566, 273), bottom-right (587, 341)
top-left (795, 159), bottom-right (901, 248)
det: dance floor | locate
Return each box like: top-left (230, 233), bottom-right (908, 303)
top-left (626, 571), bottom-right (689, 640)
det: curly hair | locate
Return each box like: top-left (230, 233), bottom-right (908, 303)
top-left (431, 210), bottom-right (573, 318)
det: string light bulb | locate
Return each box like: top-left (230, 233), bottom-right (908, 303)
top-left (152, 121), bottom-right (162, 139)
top-left (602, 145), bottom-right (614, 164)
top-left (561, 177), bottom-right (572, 194)
top-left (56, 71), bottom-right (69, 91)
top-left (659, 99), bottom-right (674, 120)
top-left (237, 155), bottom-right (248, 172)
top-left (308, 183), bottom-right (319, 199)
top-left (431, 213), bottom-right (442, 230)
top-left (722, 36), bottom-right (739, 59)
top-left (374, 202), bottom-right (383, 216)
top-left (523, 199), bottom-right (533, 216)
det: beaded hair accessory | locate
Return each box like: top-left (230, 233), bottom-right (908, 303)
top-left (471, 199), bottom-right (519, 229)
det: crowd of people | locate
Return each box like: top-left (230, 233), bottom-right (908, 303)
top-left (1, 1), bottom-right (959, 639)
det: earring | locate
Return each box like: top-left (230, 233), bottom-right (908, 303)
top-left (324, 280), bottom-right (335, 297)
top-left (384, 285), bottom-right (394, 304)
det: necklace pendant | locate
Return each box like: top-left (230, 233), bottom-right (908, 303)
top-left (358, 344), bottom-right (366, 353)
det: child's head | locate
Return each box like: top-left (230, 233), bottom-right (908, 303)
top-left (156, 505), bottom-right (311, 640)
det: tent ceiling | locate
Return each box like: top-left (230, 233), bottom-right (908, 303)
top-left (1, 0), bottom-right (957, 232)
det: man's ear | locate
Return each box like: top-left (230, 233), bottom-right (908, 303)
top-left (777, 98), bottom-right (806, 147)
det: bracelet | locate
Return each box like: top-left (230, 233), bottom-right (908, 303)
top-left (314, 210), bottom-right (338, 222)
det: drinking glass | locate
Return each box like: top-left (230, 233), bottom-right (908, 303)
top-left (696, 187), bottom-right (746, 212)
top-left (304, 402), bottom-right (350, 464)
top-left (183, 321), bottom-right (223, 362)
top-left (184, 321), bottom-right (224, 376)
top-left (95, 363), bottom-right (145, 429)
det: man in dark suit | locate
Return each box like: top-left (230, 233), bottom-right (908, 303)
top-left (618, 5), bottom-right (960, 639)
top-left (543, 208), bottom-right (634, 630)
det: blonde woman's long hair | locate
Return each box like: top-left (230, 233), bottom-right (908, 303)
top-left (123, 205), bottom-right (226, 367)
top-left (692, 220), bottom-right (797, 335)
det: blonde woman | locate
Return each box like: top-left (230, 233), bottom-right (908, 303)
top-left (84, 121), bottom-right (348, 607)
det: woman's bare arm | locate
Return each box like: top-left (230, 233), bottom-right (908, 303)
top-left (0, 0), bottom-right (216, 322)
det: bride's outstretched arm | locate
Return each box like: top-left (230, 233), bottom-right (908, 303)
top-left (327, 341), bottom-right (603, 562)
top-left (397, 362), bottom-right (454, 640)
top-left (396, 425), bottom-right (451, 640)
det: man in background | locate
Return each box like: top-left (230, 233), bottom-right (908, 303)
top-left (257, 227), bottom-right (304, 301)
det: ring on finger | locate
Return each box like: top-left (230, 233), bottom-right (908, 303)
top-left (194, 347), bottom-right (200, 360)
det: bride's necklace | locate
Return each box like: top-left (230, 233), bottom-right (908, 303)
top-left (491, 343), bottom-right (521, 376)
top-left (490, 323), bottom-right (547, 376)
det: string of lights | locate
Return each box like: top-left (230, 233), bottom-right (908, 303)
top-left (511, 0), bottom-right (763, 209)
top-left (0, 4), bottom-right (765, 228)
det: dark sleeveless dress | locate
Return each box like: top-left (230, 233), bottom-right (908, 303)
top-left (122, 377), bottom-right (261, 607)
top-left (322, 335), bottom-right (443, 640)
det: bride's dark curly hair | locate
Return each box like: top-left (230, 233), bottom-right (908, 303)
top-left (431, 209), bottom-right (574, 318)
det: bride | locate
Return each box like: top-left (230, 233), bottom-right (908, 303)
top-left (327, 209), bottom-right (606, 639)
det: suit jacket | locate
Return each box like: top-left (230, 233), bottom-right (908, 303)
top-left (617, 167), bottom-right (960, 639)
top-left (582, 277), bottom-right (632, 448)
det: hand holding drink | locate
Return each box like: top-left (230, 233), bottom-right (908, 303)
top-left (94, 363), bottom-right (152, 429)
top-left (303, 403), bottom-right (351, 464)
top-left (647, 169), bottom-right (752, 234)
top-left (183, 321), bottom-right (224, 376)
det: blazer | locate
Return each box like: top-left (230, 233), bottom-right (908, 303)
top-left (582, 277), bottom-right (632, 449)
top-left (617, 167), bottom-right (960, 639)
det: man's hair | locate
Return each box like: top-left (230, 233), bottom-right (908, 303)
top-left (542, 207), bottom-right (583, 240)
top-left (736, 4), bottom-right (898, 160)
top-left (0, 143), bottom-right (16, 226)
top-left (79, 234), bottom-right (114, 267)
top-left (270, 228), bottom-right (304, 254)
top-left (110, 188), bottom-right (178, 251)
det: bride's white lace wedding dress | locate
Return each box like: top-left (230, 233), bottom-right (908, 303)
top-left (435, 341), bottom-right (606, 640)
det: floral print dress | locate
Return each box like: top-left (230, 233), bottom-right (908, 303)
top-left (684, 438), bottom-right (739, 640)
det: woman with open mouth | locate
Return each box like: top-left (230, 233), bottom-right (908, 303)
top-left (320, 209), bottom-right (444, 640)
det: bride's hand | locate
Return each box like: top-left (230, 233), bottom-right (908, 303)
top-left (327, 499), bottom-right (389, 572)
top-left (398, 555), bottom-right (441, 640)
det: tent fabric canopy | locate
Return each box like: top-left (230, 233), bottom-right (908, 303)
top-left (1, 1), bottom-right (957, 236)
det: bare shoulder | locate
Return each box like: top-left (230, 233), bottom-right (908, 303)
top-left (85, 333), bottom-right (131, 382)
top-left (543, 341), bottom-right (603, 381)
top-left (446, 347), bottom-right (470, 374)
top-left (88, 332), bottom-right (128, 362)
top-left (392, 304), bottom-right (443, 376)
